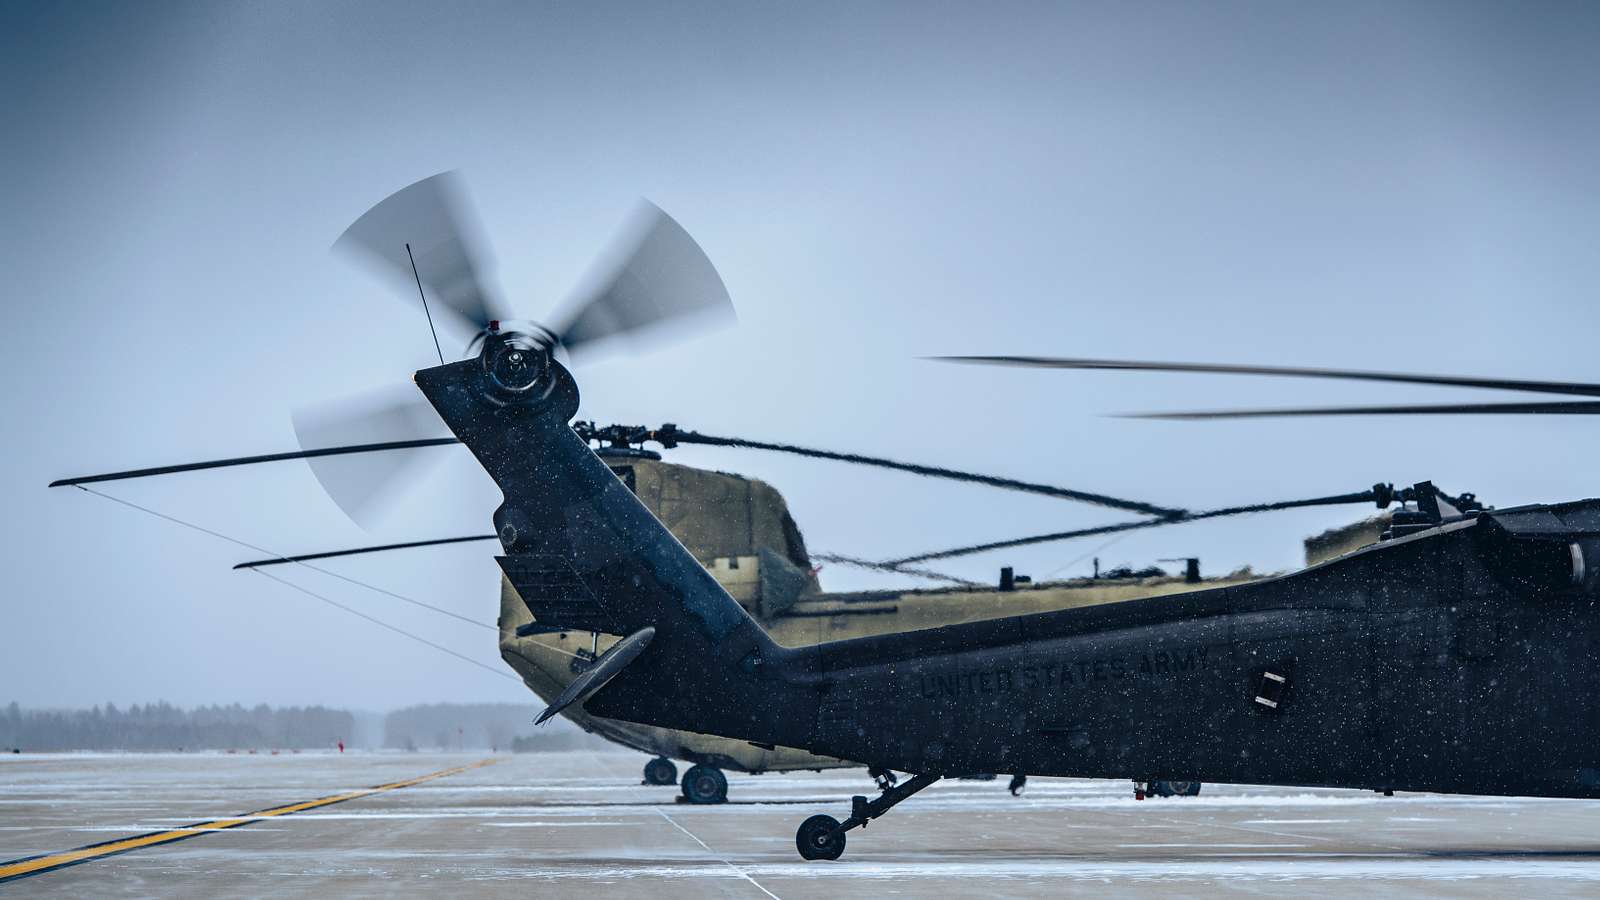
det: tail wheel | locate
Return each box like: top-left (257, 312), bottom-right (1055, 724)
top-left (681, 764), bottom-right (728, 804)
top-left (643, 757), bottom-right (678, 786)
top-left (796, 814), bottom-right (846, 861)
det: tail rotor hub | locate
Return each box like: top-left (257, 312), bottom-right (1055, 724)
top-left (480, 326), bottom-right (554, 394)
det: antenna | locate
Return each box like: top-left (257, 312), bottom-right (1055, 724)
top-left (1158, 557), bottom-right (1202, 583)
top-left (405, 242), bottom-right (446, 366)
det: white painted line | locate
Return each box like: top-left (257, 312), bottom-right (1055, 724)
top-left (1240, 819), bottom-right (1353, 825)
top-left (1118, 842), bottom-right (1307, 849)
top-left (654, 808), bottom-right (781, 900)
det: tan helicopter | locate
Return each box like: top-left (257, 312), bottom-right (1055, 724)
top-left (496, 447), bottom-right (1263, 802)
top-left (217, 430), bottom-right (1418, 804)
top-left (495, 444), bottom-right (1466, 803)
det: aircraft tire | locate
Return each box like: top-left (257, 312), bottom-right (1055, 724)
top-left (796, 814), bottom-right (846, 860)
top-left (681, 764), bottom-right (728, 804)
top-left (644, 757), bottom-right (678, 786)
top-left (1151, 780), bottom-right (1202, 797)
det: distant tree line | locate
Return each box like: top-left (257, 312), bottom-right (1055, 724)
top-left (1, 701), bottom-right (609, 752)
top-left (1, 701), bottom-right (353, 752)
top-left (382, 703), bottom-right (602, 752)
top-left (383, 702), bottom-right (537, 751)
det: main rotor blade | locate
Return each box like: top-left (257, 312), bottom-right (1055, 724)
top-left (1121, 400), bottom-right (1600, 420)
top-left (235, 533), bottom-right (497, 569)
top-left (53, 420), bottom-right (1171, 518)
top-left (234, 537), bottom-right (983, 588)
top-left (660, 428), bottom-right (1185, 518)
top-left (55, 406), bottom-right (1180, 524)
top-left (810, 552), bottom-right (983, 587)
top-left (335, 171), bottom-right (510, 341)
top-left (292, 387), bottom-right (454, 531)
top-left (551, 202), bottom-right (735, 358)
top-left (936, 356), bottom-right (1600, 399)
top-left (884, 487), bottom-right (1384, 565)
top-left (49, 438), bottom-right (460, 488)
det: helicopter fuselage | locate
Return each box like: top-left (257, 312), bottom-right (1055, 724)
top-left (568, 508), bottom-right (1597, 797)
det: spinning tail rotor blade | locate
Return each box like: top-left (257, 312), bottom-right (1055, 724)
top-left (335, 171), bottom-right (511, 342)
top-left (291, 386), bottom-right (454, 531)
top-left (551, 201), bottom-right (735, 358)
top-left (934, 356), bottom-right (1600, 398)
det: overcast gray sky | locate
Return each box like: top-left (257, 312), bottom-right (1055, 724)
top-left (4, 0), bottom-right (1597, 709)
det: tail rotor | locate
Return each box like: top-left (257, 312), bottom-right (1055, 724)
top-left (301, 172), bottom-right (736, 530)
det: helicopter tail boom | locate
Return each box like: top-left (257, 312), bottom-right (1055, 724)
top-left (413, 355), bottom-right (815, 747)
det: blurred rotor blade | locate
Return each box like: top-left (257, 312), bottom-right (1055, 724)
top-left (551, 201), bottom-right (735, 358)
top-left (935, 356), bottom-right (1600, 398)
top-left (1120, 400), bottom-right (1600, 420)
top-left (292, 386), bottom-right (453, 531)
top-left (335, 171), bottom-right (510, 342)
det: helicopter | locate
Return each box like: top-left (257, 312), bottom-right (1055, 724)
top-left (304, 178), bottom-right (1600, 862)
top-left (415, 331), bottom-right (1600, 861)
top-left (47, 174), bottom-right (1449, 807)
top-left (226, 440), bottom-right (1266, 802)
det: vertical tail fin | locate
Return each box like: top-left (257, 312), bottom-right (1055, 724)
top-left (415, 357), bottom-right (774, 646)
top-left (414, 357), bottom-right (806, 743)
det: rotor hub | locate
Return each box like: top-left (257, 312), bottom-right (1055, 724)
top-left (480, 327), bottom-right (554, 395)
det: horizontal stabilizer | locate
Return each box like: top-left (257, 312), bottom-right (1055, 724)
top-left (536, 626), bottom-right (655, 725)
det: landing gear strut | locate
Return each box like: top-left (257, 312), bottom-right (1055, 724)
top-left (643, 756), bottom-right (677, 786)
top-left (795, 772), bottom-right (940, 861)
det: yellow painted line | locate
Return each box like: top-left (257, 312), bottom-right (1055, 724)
top-left (0, 758), bottom-right (496, 884)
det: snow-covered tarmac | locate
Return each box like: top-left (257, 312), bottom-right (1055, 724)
top-left (5, 750), bottom-right (1600, 897)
